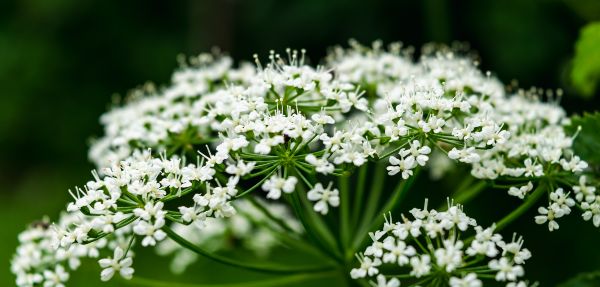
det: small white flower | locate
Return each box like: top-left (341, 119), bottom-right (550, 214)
top-left (434, 239), bottom-right (464, 272)
top-left (225, 160), bottom-right (256, 177)
top-left (549, 188), bottom-right (575, 217)
top-left (307, 182), bottom-right (340, 215)
top-left (508, 182), bottom-right (533, 199)
top-left (560, 156), bottom-right (588, 173)
top-left (534, 206), bottom-right (559, 231)
top-left (387, 155), bottom-right (416, 178)
top-left (305, 154), bottom-right (334, 174)
top-left (98, 247), bottom-right (134, 281)
top-left (506, 281), bottom-right (528, 287)
top-left (133, 201), bottom-right (166, 221)
top-left (254, 136), bottom-right (285, 154)
top-left (261, 175), bottom-right (297, 199)
top-left (448, 147), bottom-right (480, 163)
top-left (467, 226), bottom-right (501, 257)
top-left (449, 273), bottom-right (481, 287)
top-left (498, 235), bottom-right (531, 265)
top-left (573, 176), bottom-right (596, 203)
top-left (373, 274), bottom-right (400, 287)
top-left (409, 254), bottom-right (431, 277)
top-left (381, 236), bottom-right (416, 265)
top-left (132, 218), bottom-right (167, 246)
top-left (92, 212), bottom-right (126, 234)
top-left (178, 206), bottom-right (205, 223)
top-left (42, 265), bottom-right (69, 287)
top-left (581, 200), bottom-right (600, 227)
top-left (523, 159), bottom-right (543, 177)
top-left (350, 256), bottom-right (381, 279)
top-left (489, 257), bottom-right (524, 281)
top-left (311, 113), bottom-right (335, 125)
top-left (400, 140), bottom-right (431, 166)
top-left (320, 131), bottom-right (344, 152)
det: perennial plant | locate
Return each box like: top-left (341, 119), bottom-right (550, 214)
top-left (12, 41), bottom-right (599, 287)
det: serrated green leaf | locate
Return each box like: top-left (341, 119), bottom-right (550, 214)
top-left (572, 22), bottom-right (600, 98)
top-left (558, 271), bottom-right (600, 287)
top-left (565, 112), bottom-right (600, 165)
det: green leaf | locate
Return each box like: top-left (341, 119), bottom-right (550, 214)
top-left (571, 22), bottom-right (600, 98)
top-left (558, 271), bottom-right (600, 287)
top-left (565, 112), bottom-right (600, 166)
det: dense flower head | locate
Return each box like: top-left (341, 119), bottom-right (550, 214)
top-left (87, 41), bottom-right (598, 231)
top-left (327, 41), bottom-right (598, 231)
top-left (11, 214), bottom-right (106, 287)
top-left (60, 149), bottom-right (239, 248)
top-left (89, 54), bottom-right (256, 168)
top-left (11, 40), bottom-right (599, 286)
top-left (351, 200), bottom-right (532, 287)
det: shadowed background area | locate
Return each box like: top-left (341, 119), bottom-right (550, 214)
top-left (1, 0), bottom-right (599, 286)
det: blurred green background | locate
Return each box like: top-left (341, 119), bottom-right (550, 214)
top-left (1, 0), bottom-right (600, 286)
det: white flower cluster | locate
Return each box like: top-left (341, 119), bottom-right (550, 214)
top-left (577, 177), bottom-right (600, 226)
top-left (88, 54), bottom-right (255, 168)
top-left (156, 199), bottom-right (302, 273)
top-left (327, 42), bottom-right (598, 230)
top-left (51, 149), bottom-right (241, 282)
top-left (87, 42), bottom-right (533, 225)
top-left (11, 214), bottom-right (105, 287)
top-left (535, 176), bottom-right (600, 231)
top-left (351, 200), bottom-right (532, 287)
top-left (329, 42), bottom-right (511, 182)
top-left (12, 40), bottom-right (599, 286)
top-left (89, 49), bottom-right (377, 215)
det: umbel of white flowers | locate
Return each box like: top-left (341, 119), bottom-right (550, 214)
top-left (351, 199), bottom-right (531, 287)
top-left (11, 40), bottom-right (598, 287)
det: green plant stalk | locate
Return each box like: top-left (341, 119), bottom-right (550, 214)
top-left (284, 191), bottom-right (339, 261)
top-left (292, 170), bottom-right (343, 259)
top-left (495, 182), bottom-right (547, 231)
top-left (349, 168), bottom-right (420, 257)
top-left (438, 180), bottom-right (488, 211)
top-left (246, 196), bottom-right (297, 234)
top-left (347, 163), bottom-right (386, 259)
top-left (236, 202), bottom-right (337, 265)
top-left (235, 167), bottom-right (278, 198)
top-left (351, 165), bottom-right (368, 227)
top-left (162, 225), bottom-right (334, 274)
top-left (339, 174), bottom-right (351, 250)
top-left (124, 270), bottom-right (337, 287)
top-left (269, 227), bottom-right (339, 265)
top-left (453, 181), bottom-right (487, 205)
top-left (354, 163), bottom-right (386, 236)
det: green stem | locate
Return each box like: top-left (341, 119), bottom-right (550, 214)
top-left (235, 167), bottom-right (278, 199)
top-left (284, 192), bottom-right (334, 258)
top-left (291, 167), bottom-right (342, 259)
top-left (162, 225), bottom-right (334, 274)
top-left (339, 174), bottom-right (351, 250)
top-left (124, 271), bottom-right (337, 287)
top-left (378, 138), bottom-right (412, 159)
top-left (246, 196), bottom-right (297, 234)
top-left (349, 169), bottom-right (420, 257)
top-left (351, 165), bottom-right (368, 228)
top-left (293, 166), bottom-right (314, 189)
top-left (348, 163), bottom-right (386, 257)
top-left (358, 164), bottom-right (386, 226)
top-left (495, 182), bottom-right (547, 231)
top-left (438, 180), bottom-right (488, 211)
top-left (283, 173), bottom-right (343, 262)
top-left (237, 201), bottom-right (335, 265)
